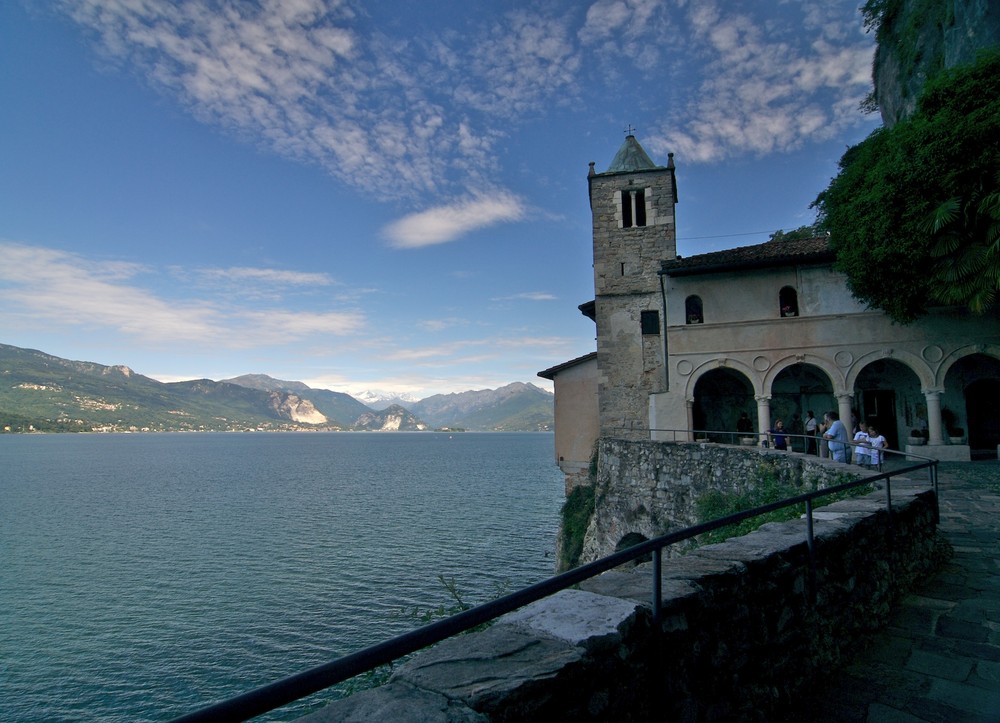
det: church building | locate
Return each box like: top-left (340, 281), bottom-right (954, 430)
top-left (540, 134), bottom-right (1000, 490)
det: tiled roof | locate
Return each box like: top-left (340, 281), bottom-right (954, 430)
top-left (659, 236), bottom-right (834, 277)
top-left (603, 135), bottom-right (662, 174)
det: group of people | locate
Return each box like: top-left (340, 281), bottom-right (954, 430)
top-left (758, 409), bottom-right (887, 468)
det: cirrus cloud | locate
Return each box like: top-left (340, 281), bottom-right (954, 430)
top-left (383, 192), bottom-right (527, 249)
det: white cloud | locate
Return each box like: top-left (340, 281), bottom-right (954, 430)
top-left (193, 266), bottom-right (336, 287)
top-left (383, 192), bottom-right (527, 249)
top-left (649, 1), bottom-right (874, 164)
top-left (492, 292), bottom-right (558, 302)
top-left (0, 242), bottom-right (364, 347)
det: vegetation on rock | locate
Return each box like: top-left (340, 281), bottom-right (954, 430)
top-left (814, 50), bottom-right (1000, 322)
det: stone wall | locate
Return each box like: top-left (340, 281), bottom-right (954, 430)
top-left (581, 439), bottom-right (858, 563)
top-left (303, 484), bottom-right (945, 722)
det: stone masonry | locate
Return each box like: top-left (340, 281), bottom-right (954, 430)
top-left (588, 140), bottom-right (676, 440)
top-left (581, 438), bottom-right (860, 564)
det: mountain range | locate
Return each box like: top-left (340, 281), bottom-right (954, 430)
top-left (0, 343), bottom-right (553, 433)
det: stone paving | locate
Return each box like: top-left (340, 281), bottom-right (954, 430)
top-left (783, 460), bottom-right (1000, 722)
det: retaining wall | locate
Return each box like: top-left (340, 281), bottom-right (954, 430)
top-left (581, 438), bottom-right (862, 563)
top-left (303, 483), bottom-right (946, 722)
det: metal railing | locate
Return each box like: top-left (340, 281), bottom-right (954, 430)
top-left (173, 435), bottom-right (938, 722)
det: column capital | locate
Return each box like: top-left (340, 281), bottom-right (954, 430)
top-left (922, 387), bottom-right (945, 398)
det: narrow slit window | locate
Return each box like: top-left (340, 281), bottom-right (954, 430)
top-left (634, 189), bottom-right (646, 226)
top-left (621, 190), bottom-right (633, 228)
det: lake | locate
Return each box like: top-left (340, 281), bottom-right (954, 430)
top-left (0, 432), bottom-right (564, 721)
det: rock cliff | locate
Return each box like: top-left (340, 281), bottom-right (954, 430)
top-left (874, 0), bottom-right (1000, 126)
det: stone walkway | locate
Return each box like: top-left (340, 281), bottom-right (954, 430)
top-left (785, 460), bottom-right (1000, 722)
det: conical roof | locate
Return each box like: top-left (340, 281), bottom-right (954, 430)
top-left (605, 135), bottom-right (661, 173)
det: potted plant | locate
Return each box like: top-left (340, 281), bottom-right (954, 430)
top-left (781, 305), bottom-right (796, 317)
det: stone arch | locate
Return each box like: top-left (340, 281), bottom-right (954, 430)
top-left (684, 357), bottom-right (761, 398)
top-left (941, 351), bottom-right (1000, 455)
top-left (935, 344), bottom-right (1000, 387)
top-left (765, 360), bottom-right (836, 451)
top-left (763, 354), bottom-right (842, 395)
top-left (852, 357), bottom-right (925, 451)
top-left (614, 532), bottom-right (651, 565)
top-left (689, 363), bottom-right (756, 440)
top-left (845, 348), bottom-right (933, 391)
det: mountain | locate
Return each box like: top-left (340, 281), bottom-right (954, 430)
top-left (352, 404), bottom-right (428, 431)
top-left (0, 344), bottom-right (339, 433)
top-left (222, 374), bottom-right (373, 426)
top-left (351, 389), bottom-right (420, 410)
top-left (409, 382), bottom-right (553, 431)
top-left (0, 344), bottom-right (553, 433)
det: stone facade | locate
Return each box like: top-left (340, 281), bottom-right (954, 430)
top-left (587, 137), bottom-right (676, 440)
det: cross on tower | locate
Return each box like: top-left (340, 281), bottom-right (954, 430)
top-left (624, 124), bottom-right (636, 136)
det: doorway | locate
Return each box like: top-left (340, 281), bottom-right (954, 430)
top-left (862, 390), bottom-right (898, 451)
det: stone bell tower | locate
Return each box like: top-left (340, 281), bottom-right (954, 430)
top-left (588, 134), bottom-right (677, 438)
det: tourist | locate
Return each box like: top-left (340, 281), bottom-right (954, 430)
top-left (853, 422), bottom-right (871, 467)
top-left (736, 411), bottom-right (753, 434)
top-left (805, 410), bottom-right (818, 454)
top-left (868, 425), bottom-right (887, 471)
top-left (823, 411), bottom-right (850, 463)
top-left (770, 419), bottom-right (787, 451)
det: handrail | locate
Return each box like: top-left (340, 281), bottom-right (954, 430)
top-left (172, 437), bottom-right (938, 722)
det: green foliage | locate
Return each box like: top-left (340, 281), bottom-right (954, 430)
top-left (695, 465), bottom-right (870, 546)
top-left (814, 50), bottom-right (1000, 322)
top-left (558, 483), bottom-right (596, 571)
top-left (768, 225), bottom-right (821, 243)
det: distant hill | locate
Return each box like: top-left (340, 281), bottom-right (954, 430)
top-left (410, 382), bottom-right (554, 431)
top-left (0, 344), bottom-right (553, 432)
top-left (0, 344), bottom-right (333, 433)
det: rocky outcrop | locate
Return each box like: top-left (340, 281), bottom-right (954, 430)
top-left (874, 0), bottom-right (1000, 126)
top-left (269, 392), bottom-right (327, 425)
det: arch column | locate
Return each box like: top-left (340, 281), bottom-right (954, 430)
top-left (837, 393), bottom-right (854, 432)
top-left (685, 396), bottom-right (695, 442)
top-left (756, 395), bottom-right (772, 446)
top-left (924, 388), bottom-right (945, 445)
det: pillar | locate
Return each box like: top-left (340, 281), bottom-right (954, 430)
top-left (924, 388), bottom-right (944, 445)
top-left (837, 393), bottom-right (854, 433)
top-left (756, 395), bottom-right (771, 446)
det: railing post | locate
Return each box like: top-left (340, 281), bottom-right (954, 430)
top-left (652, 548), bottom-right (662, 628)
top-left (929, 463), bottom-right (939, 524)
top-left (805, 499), bottom-right (816, 604)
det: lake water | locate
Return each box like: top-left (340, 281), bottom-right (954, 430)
top-left (0, 432), bottom-right (564, 721)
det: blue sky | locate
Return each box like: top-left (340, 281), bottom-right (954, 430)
top-left (0, 0), bottom-right (879, 398)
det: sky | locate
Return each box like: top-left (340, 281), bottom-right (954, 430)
top-left (0, 0), bottom-right (881, 399)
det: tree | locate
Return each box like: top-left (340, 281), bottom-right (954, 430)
top-left (813, 50), bottom-right (1000, 323)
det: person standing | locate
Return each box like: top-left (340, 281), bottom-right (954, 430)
top-left (805, 410), bottom-right (818, 454)
top-left (823, 411), bottom-right (850, 463)
top-left (868, 425), bottom-right (887, 471)
top-left (770, 419), bottom-right (787, 451)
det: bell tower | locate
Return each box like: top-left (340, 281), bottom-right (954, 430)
top-left (588, 134), bottom-right (677, 438)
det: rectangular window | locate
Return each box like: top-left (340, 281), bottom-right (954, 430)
top-left (634, 189), bottom-right (646, 226)
top-left (640, 310), bottom-right (660, 335)
top-left (621, 190), bottom-right (633, 228)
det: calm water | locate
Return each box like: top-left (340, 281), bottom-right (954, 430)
top-left (0, 432), bottom-right (563, 721)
